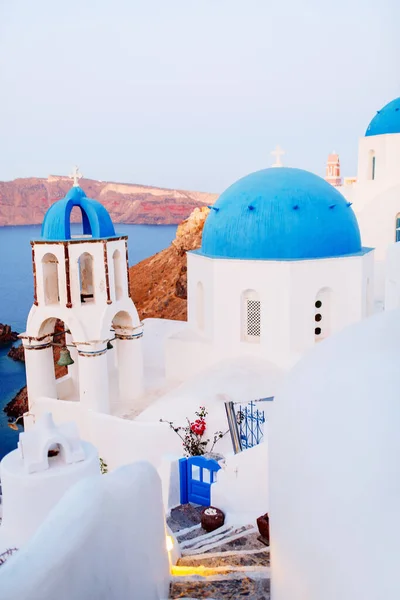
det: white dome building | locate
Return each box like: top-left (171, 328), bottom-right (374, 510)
top-left (167, 167), bottom-right (374, 380)
top-left (338, 96), bottom-right (400, 303)
top-left (269, 307), bottom-right (400, 600)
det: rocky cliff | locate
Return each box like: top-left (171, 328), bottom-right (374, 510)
top-left (4, 207), bottom-right (209, 419)
top-left (4, 321), bottom-right (67, 419)
top-left (129, 206), bottom-right (209, 320)
top-left (0, 324), bottom-right (18, 347)
top-left (0, 175), bottom-right (218, 226)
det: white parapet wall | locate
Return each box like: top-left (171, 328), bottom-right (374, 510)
top-left (211, 440), bottom-right (269, 525)
top-left (0, 461), bottom-right (171, 600)
top-left (24, 397), bottom-right (182, 472)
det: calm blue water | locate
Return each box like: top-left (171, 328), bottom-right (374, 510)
top-left (0, 224), bottom-right (177, 459)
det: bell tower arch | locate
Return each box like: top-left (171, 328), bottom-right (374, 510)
top-left (22, 171), bottom-right (144, 417)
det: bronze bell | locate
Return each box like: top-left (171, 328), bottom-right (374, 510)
top-left (57, 347), bottom-right (74, 367)
top-left (107, 340), bottom-right (114, 350)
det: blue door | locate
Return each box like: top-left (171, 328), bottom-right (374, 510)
top-left (179, 456), bottom-right (221, 506)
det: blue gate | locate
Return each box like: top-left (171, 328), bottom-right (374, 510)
top-left (179, 456), bottom-right (221, 506)
top-left (236, 400), bottom-right (266, 449)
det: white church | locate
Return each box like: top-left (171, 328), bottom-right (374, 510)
top-left (1, 96), bottom-right (400, 600)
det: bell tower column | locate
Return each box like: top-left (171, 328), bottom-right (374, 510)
top-left (77, 343), bottom-right (110, 413)
top-left (22, 337), bottom-right (57, 407)
top-left (115, 326), bottom-right (144, 402)
top-left (65, 331), bottom-right (79, 395)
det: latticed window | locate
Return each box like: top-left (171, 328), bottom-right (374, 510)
top-left (246, 300), bottom-right (261, 337)
top-left (242, 298), bottom-right (261, 341)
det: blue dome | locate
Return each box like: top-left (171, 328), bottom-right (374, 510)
top-left (365, 97), bottom-right (400, 137)
top-left (41, 185), bottom-right (116, 241)
top-left (200, 168), bottom-right (362, 261)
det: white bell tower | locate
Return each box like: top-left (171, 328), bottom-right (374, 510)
top-left (20, 169), bottom-right (144, 416)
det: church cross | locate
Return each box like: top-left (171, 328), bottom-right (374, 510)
top-left (70, 165), bottom-right (83, 187)
top-left (271, 145), bottom-right (285, 168)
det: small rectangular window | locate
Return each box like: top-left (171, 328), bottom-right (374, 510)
top-left (396, 217), bottom-right (400, 242)
top-left (246, 299), bottom-right (261, 338)
top-left (372, 156), bottom-right (376, 180)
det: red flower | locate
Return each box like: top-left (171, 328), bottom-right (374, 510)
top-left (190, 418), bottom-right (206, 436)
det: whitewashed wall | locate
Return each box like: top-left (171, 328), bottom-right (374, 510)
top-left (339, 132), bottom-right (400, 300)
top-left (269, 308), bottom-right (400, 600)
top-left (25, 398), bottom-right (182, 472)
top-left (0, 441), bottom-right (100, 551)
top-left (211, 440), bottom-right (269, 524)
top-left (356, 133), bottom-right (400, 190)
top-left (28, 238), bottom-right (140, 341)
top-left (385, 242), bottom-right (400, 310)
top-left (167, 249), bottom-right (373, 379)
top-left (0, 462), bottom-right (170, 600)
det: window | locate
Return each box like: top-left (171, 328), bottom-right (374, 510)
top-left (78, 252), bottom-right (95, 303)
top-left (368, 150), bottom-right (376, 181)
top-left (42, 253), bottom-right (60, 305)
top-left (196, 282), bottom-right (204, 330)
top-left (113, 249), bottom-right (124, 300)
top-left (395, 214), bottom-right (400, 243)
top-left (242, 290), bottom-right (261, 342)
top-left (314, 288), bottom-right (332, 342)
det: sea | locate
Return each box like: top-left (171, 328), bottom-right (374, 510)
top-left (0, 224), bottom-right (177, 460)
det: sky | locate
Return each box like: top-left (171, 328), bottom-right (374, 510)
top-left (0, 0), bottom-right (399, 193)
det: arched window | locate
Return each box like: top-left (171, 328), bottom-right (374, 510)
top-left (368, 150), bottom-right (376, 180)
top-left (314, 288), bottom-right (333, 342)
top-left (395, 213), bottom-right (400, 242)
top-left (78, 252), bottom-right (95, 303)
top-left (196, 282), bottom-right (204, 330)
top-left (242, 290), bottom-right (261, 343)
top-left (113, 249), bottom-right (124, 301)
top-left (42, 253), bottom-right (60, 305)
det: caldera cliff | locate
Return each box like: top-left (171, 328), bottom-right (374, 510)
top-left (0, 175), bottom-right (217, 226)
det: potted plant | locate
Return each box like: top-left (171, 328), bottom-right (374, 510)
top-left (160, 406), bottom-right (228, 458)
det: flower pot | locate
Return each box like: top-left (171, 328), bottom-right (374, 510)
top-left (256, 513), bottom-right (270, 545)
top-left (201, 506), bottom-right (225, 532)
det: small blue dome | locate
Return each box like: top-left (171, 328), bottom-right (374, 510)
top-left (41, 185), bottom-right (116, 241)
top-left (365, 97), bottom-right (400, 137)
top-left (200, 168), bottom-right (362, 261)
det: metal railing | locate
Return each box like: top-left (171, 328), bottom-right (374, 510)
top-left (225, 397), bottom-right (273, 454)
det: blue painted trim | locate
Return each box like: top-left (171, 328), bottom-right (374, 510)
top-left (190, 246), bottom-right (374, 262)
top-left (33, 235), bottom-right (124, 243)
top-left (179, 458), bottom-right (188, 505)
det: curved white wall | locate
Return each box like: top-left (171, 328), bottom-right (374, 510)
top-left (0, 441), bottom-right (99, 550)
top-left (269, 310), bottom-right (400, 600)
top-left (0, 462), bottom-right (170, 600)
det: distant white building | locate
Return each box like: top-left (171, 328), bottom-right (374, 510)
top-left (337, 96), bottom-right (400, 302)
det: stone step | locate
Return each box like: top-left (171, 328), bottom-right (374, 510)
top-left (177, 546), bottom-right (270, 568)
top-left (167, 504), bottom-right (204, 534)
top-left (169, 572), bottom-right (271, 599)
top-left (181, 527), bottom-right (258, 556)
top-left (179, 524), bottom-right (236, 550)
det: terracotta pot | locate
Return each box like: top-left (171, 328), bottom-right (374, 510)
top-left (256, 513), bottom-right (270, 543)
top-left (201, 506), bottom-right (225, 532)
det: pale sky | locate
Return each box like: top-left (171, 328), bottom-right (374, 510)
top-left (0, 0), bottom-right (399, 193)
